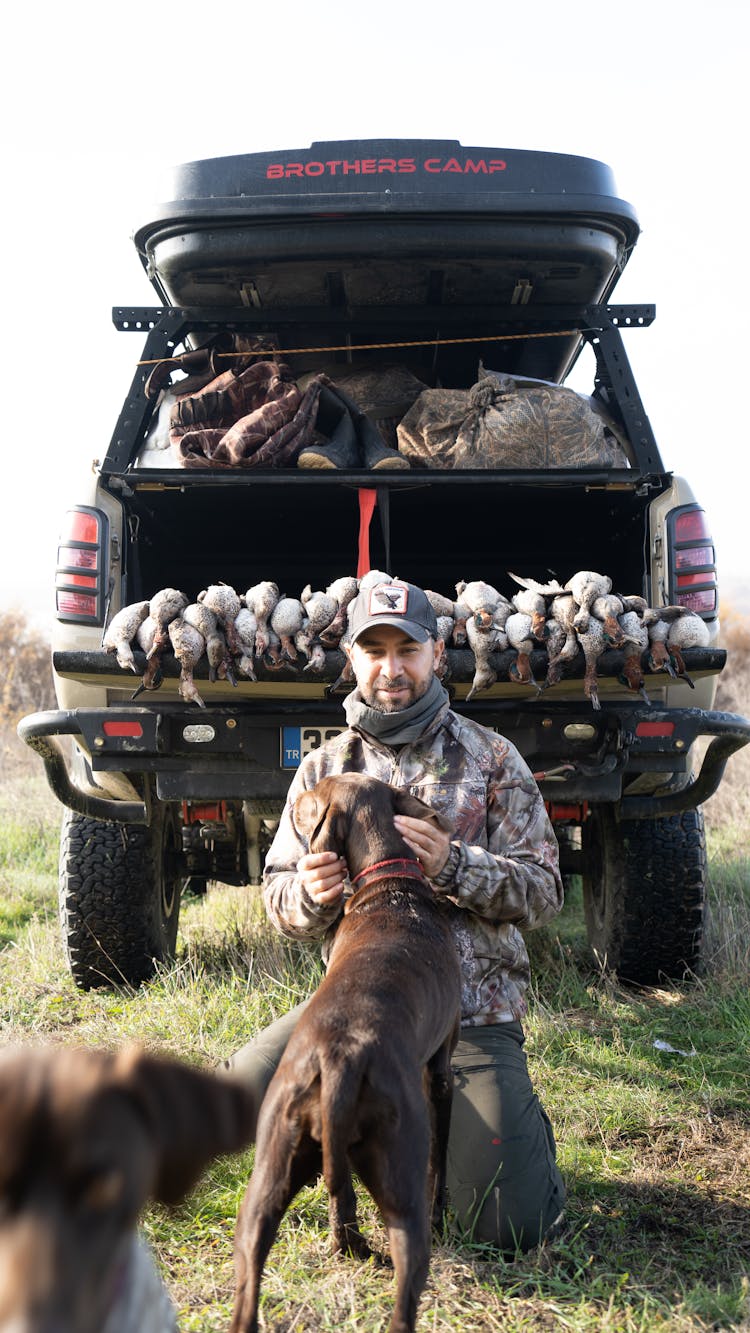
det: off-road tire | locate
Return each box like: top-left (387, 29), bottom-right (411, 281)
top-left (581, 805), bottom-right (706, 985)
top-left (59, 805), bottom-right (182, 990)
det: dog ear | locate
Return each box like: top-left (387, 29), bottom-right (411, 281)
top-left (294, 785), bottom-right (347, 855)
top-left (293, 789), bottom-right (321, 838)
top-left (392, 787), bottom-right (454, 835)
top-left (113, 1046), bottom-right (256, 1207)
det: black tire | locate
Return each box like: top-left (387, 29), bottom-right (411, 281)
top-left (59, 804), bottom-right (182, 990)
top-left (581, 805), bottom-right (706, 985)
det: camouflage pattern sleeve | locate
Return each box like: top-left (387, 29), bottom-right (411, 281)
top-left (261, 755), bottom-right (344, 942)
top-left (431, 737), bottom-right (563, 929)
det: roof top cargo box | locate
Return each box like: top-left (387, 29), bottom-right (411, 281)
top-left (134, 139), bottom-right (640, 384)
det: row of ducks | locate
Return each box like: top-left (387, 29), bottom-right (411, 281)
top-left (102, 569), bottom-right (711, 710)
top-left (440, 571), bottom-right (711, 707)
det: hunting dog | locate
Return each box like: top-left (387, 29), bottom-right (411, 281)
top-left (230, 772), bottom-right (462, 1333)
top-left (0, 1043), bottom-right (256, 1333)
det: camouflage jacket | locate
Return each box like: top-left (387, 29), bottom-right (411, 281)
top-left (262, 702), bottom-right (563, 1026)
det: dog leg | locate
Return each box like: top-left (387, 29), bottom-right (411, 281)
top-left (384, 1210), bottom-right (431, 1333)
top-left (350, 1105), bottom-right (431, 1333)
top-left (426, 1032), bottom-right (457, 1233)
top-left (328, 1166), bottom-right (375, 1261)
top-left (231, 1137), bottom-right (320, 1333)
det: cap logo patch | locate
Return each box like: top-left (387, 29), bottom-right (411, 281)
top-left (368, 583), bottom-right (408, 615)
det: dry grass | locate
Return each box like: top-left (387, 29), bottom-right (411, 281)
top-left (701, 604), bottom-right (750, 831)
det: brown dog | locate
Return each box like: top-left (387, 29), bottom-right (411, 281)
top-left (0, 1043), bottom-right (256, 1333)
top-left (230, 772), bottom-right (462, 1333)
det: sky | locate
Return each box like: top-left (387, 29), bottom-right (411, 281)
top-left (1, 0), bottom-right (746, 628)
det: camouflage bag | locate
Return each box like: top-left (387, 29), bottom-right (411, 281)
top-left (396, 369), bottom-right (630, 469)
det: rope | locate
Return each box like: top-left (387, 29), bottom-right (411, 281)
top-left (136, 328), bottom-right (586, 367)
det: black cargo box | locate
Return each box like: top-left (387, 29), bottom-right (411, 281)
top-left (134, 139), bottom-right (639, 385)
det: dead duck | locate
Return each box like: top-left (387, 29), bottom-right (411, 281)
top-left (565, 570), bottom-right (612, 631)
top-left (198, 583), bottom-right (243, 655)
top-left (666, 611), bottom-right (710, 686)
top-left (426, 589), bottom-right (471, 646)
top-left (319, 575), bottom-right (359, 647)
top-left (233, 607), bottom-right (258, 680)
top-left (456, 579), bottom-right (513, 630)
top-left (183, 601), bottom-right (218, 641)
top-left (206, 627), bottom-right (236, 684)
top-left (425, 590), bottom-right (454, 620)
top-left (435, 613), bottom-right (455, 683)
top-left (505, 611), bottom-right (542, 692)
top-left (298, 587), bottom-right (338, 654)
top-left (147, 588), bottom-right (190, 668)
top-left (641, 606), bottom-right (688, 678)
top-left (510, 587), bottom-right (548, 642)
top-left (132, 615), bottom-right (164, 694)
top-left (263, 628), bottom-right (285, 670)
top-left (574, 615), bottom-right (607, 711)
top-left (465, 613), bottom-right (508, 700)
top-left (591, 592), bottom-right (628, 647)
top-left (542, 609), bottom-right (579, 688)
top-left (270, 597), bottom-right (305, 662)
top-left (295, 627), bottom-right (326, 673)
top-left (167, 617), bottom-right (207, 708)
top-left (617, 610), bottom-right (650, 703)
top-left (244, 581), bottom-right (281, 657)
top-left (451, 594), bottom-right (471, 647)
top-left (103, 601), bottom-right (150, 672)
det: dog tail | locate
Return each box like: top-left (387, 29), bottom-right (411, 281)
top-left (318, 1051), bottom-right (367, 1197)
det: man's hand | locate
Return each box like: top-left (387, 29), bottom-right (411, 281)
top-left (297, 851), bottom-right (348, 907)
top-left (393, 815), bottom-right (451, 880)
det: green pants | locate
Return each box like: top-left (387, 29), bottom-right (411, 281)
top-left (224, 1005), bottom-right (565, 1254)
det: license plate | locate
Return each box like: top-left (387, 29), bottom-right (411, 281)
top-left (281, 725), bottom-right (347, 769)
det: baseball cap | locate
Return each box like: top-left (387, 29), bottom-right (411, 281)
top-left (345, 580), bottom-right (438, 645)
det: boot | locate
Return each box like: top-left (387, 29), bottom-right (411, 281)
top-left (323, 379), bottom-right (410, 471)
top-left (297, 386), bottom-right (361, 469)
top-left (358, 415), bottom-right (410, 470)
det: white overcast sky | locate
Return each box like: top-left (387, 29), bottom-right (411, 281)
top-left (1, 0), bottom-right (746, 625)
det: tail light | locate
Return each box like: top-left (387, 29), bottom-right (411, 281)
top-left (56, 507), bottom-right (109, 624)
top-left (666, 504), bottom-right (717, 618)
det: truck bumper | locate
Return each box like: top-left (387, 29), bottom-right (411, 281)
top-left (18, 694), bottom-right (750, 825)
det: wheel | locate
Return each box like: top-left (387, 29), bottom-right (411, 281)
top-left (581, 805), bottom-right (706, 985)
top-left (59, 804), bottom-right (183, 990)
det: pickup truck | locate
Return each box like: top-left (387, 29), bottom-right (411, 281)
top-left (19, 139), bottom-right (750, 991)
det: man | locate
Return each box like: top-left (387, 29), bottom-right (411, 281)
top-left (226, 579), bottom-right (566, 1253)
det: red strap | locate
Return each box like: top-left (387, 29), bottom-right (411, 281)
top-left (350, 856), bottom-right (423, 885)
top-left (357, 488), bottom-right (378, 579)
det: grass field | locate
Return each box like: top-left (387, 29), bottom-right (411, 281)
top-left (1, 607), bottom-right (749, 1331)
top-left (0, 750), bottom-right (748, 1332)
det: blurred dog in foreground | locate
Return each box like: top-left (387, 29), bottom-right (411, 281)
top-left (0, 1043), bottom-right (255, 1332)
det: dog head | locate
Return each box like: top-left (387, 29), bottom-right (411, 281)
top-left (293, 773), bottom-right (453, 875)
top-left (0, 1043), bottom-right (255, 1333)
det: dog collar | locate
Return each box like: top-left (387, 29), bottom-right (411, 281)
top-left (350, 857), bottom-right (425, 888)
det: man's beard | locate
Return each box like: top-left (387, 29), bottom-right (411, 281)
top-left (361, 676), bottom-right (428, 712)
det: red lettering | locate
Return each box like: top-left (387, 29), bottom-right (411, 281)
top-left (267, 153), bottom-right (503, 182)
